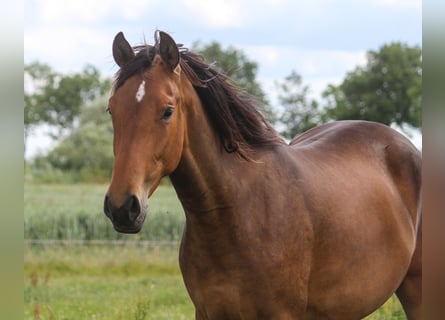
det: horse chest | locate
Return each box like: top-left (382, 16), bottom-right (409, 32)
top-left (179, 239), bottom-right (311, 319)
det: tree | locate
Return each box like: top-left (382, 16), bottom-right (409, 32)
top-left (24, 62), bottom-right (110, 148)
top-left (33, 95), bottom-right (114, 182)
top-left (276, 71), bottom-right (320, 139)
top-left (24, 62), bottom-right (53, 142)
top-left (192, 41), bottom-right (276, 124)
top-left (322, 43), bottom-right (422, 128)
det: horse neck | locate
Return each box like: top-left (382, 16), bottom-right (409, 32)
top-left (169, 84), bottom-right (241, 217)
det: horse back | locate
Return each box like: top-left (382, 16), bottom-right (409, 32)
top-left (290, 120), bottom-right (421, 221)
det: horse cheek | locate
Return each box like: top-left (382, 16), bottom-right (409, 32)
top-left (163, 121), bottom-right (184, 175)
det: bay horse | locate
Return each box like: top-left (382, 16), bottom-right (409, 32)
top-left (104, 30), bottom-right (422, 319)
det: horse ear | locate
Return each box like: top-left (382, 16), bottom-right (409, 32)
top-left (159, 31), bottom-right (180, 71)
top-left (112, 32), bottom-right (135, 68)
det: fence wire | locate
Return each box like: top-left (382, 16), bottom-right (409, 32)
top-left (24, 239), bottom-right (180, 247)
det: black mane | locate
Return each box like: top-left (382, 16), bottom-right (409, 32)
top-left (113, 35), bottom-right (284, 158)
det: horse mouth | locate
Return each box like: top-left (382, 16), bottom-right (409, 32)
top-left (113, 224), bottom-right (143, 234)
top-left (108, 209), bottom-right (147, 234)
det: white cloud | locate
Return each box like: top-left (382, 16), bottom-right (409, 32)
top-left (247, 46), bottom-right (279, 65)
top-left (25, 25), bottom-right (115, 75)
top-left (374, 0), bottom-right (421, 9)
top-left (240, 45), bottom-right (367, 103)
top-left (25, 0), bottom-right (160, 74)
top-left (33, 0), bottom-right (157, 25)
top-left (37, 0), bottom-right (107, 24)
top-left (120, 0), bottom-right (157, 20)
top-left (243, 45), bottom-right (367, 78)
top-left (183, 0), bottom-right (243, 28)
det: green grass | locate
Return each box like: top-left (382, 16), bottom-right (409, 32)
top-left (24, 243), bottom-right (194, 320)
top-left (24, 183), bottom-right (182, 218)
top-left (364, 296), bottom-right (406, 320)
top-left (24, 183), bottom-right (185, 240)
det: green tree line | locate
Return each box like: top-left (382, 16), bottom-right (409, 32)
top-left (25, 42), bottom-right (421, 183)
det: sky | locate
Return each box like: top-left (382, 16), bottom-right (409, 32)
top-left (24, 0), bottom-right (422, 157)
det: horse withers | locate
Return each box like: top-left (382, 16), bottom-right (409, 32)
top-left (104, 30), bottom-right (422, 319)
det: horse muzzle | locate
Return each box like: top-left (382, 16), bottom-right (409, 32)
top-left (103, 193), bottom-right (147, 233)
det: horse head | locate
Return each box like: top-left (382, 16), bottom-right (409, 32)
top-left (104, 31), bottom-right (185, 233)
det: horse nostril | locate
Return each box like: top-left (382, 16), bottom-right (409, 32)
top-left (104, 194), bottom-right (112, 218)
top-left (124, 195), bottom-right (141, 222)
top-left (103, 193), bottom-right (142, 227)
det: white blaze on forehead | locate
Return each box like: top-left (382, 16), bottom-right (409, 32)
top-left (135, 80), bottom-right (146, 102)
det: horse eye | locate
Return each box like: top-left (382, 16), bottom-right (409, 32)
top-left (106, 107), bottom-right (112, 115)
top-left (161, 106), bottom-right (174, 120)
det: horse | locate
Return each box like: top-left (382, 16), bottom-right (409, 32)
top-left (103, 30), bottom-right (422, 319)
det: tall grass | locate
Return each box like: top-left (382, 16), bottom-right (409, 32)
top-left (24, 183), bottom-right (185, 241)
top-left (24, 243), bottom-right (194, 320)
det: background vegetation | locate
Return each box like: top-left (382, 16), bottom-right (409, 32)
top-left (25, 184), bottom-right (184, 241)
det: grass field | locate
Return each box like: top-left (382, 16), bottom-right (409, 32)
top-left (24, 183), bottom-right (185, 240)
top-left (24, 243), bottom-right (194, 320)
top-left (24, 183), bottom-right (406, 319)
